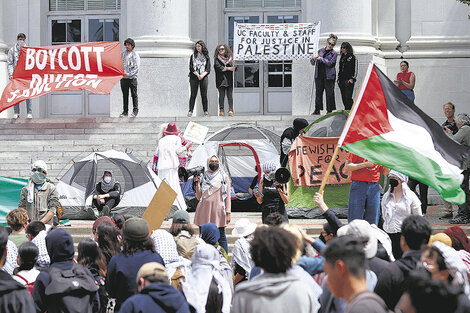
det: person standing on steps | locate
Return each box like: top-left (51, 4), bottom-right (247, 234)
top-left (120, 38), bottom-right (140, 118)
top-left (311, 34), bottom-right (338, 115)
top-left (337, 42), bottom-right (357, 111)
top-left (214, 44), bottom-right (236, 117)
top-left (7, 33), bottom-right (33, 119)
top-left (394, 60), bottom-right (415, 103)
top-left (188, 40), bottom-right (210, 117)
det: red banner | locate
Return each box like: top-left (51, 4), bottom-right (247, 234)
top-left (289, 136), bottom-right (352, 186)
top-left (0, 41), bottom-right (124, 112)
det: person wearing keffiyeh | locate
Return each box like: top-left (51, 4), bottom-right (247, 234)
top-left (18, 160), bottom-right (59, 225)
top-left (188, 40), bottom-right (211, 117)
top-left (213, 44), bottom-right (237, 116)
top-left (420, 241), bottom-right (470, 312)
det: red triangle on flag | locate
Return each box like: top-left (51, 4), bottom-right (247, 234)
top-left (339, 64), bottom-right (393, 147)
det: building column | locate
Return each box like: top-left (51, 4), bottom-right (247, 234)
top-left (0, 0), bottom-right (9, 118)
top-left (111, 0), bottom-right (193, 117)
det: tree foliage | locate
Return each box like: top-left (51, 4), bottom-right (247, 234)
top-left (456, 0), bottom-right (470, 18)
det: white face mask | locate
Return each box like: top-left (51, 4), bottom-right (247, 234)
top-left (103, 176), bottom-right (112, 183)
top-left (17, 40), bottom-right (26, 47)
top-left (31, 171), bottom-right (46, 185)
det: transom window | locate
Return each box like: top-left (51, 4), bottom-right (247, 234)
top-left (49, 0), bottom-right (121, 11)
top-left (226, 0), bottom-right (301, 8)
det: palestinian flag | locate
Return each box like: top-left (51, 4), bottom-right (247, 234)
top-left (338, 64), bottom-right (470, 204)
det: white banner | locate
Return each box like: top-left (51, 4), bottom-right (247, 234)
top-left (233, 22), bottom-right (321, 61)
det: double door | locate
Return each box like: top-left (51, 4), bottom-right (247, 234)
top-left (46, 16), bottom-right (119, 117)
top-left (227, 13), bottom-right (299, 115)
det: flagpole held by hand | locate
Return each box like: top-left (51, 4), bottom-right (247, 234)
top-left (316, 62), bottom-right (374, 198)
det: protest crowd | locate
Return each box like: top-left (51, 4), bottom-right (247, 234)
top-left (1, 29), bottom-right (470, 313)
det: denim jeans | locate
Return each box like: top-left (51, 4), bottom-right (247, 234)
top-left (218, 227), bottom-right (228, 254)
top-left (348, 180), bottom-right (381, 225)
top-left (14, 98), bottom-right (32, 114)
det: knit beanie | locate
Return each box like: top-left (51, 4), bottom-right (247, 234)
top-left (123, 218), bottom-right (149, 242)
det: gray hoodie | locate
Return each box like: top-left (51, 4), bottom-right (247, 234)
top-left (232, 272), bottom-right (318, 313)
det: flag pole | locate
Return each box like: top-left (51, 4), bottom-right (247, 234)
top-left (317, 62), bottom-right (374, 195)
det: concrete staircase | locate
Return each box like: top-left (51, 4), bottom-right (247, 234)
top-left (0, 115), bottom-right (298, 179)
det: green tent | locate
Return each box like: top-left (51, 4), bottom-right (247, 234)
top-left (286, 111), bottom-right (350, 214)
top-left (0, 177), bottom-right (27, 225)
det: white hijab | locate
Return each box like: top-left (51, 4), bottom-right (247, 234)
top-left (182, 244), bottom-right (232, 313)
top-left (382, 170), bottom-right (414, 223)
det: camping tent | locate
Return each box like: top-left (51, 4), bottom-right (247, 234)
top-left (0, 177), bottom-right (27, 225)
top-left (56, 150), bottom-right (161, 219)
top-left (182, 124), bottom-right (280, 210)
top-left (287, 111), bottom-right (351, 218)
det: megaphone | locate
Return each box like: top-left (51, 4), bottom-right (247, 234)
top-left (178, 166), bottom-right (205, 182)
top-left (274, 167), bottom-right (291, 184)
top-left (265, 167), bottom-right (291, 184)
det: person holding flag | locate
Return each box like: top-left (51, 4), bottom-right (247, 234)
top-left (344, 153), bottom-right (389, 225)
top-left (7, 33), bottom-right (32, 119)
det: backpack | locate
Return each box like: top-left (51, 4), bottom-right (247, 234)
top-left (174, 233), bottom-right (199, 260)
top-left (14, 274), bottom-right (35, 294)
top-left (45, 263), bottom-right (99, 313)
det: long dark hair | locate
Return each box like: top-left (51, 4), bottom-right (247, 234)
top-left (340, 42), bottom-right (354, 55)
top-left (122, 237), bottom-right (155, 256)
top-left (97, 222), bottom-right (121, 265)
top-left (14, 242), bottom-right (38, 273)
top-left (193, 40), bottom-right (209, 59)
top-left (77, 239), bottom-right (107, 277)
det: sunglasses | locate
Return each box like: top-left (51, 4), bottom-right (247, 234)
top-left (218, 47), bottom-right (225, 51)
top-left (327, 42), bottom-right (335, 46)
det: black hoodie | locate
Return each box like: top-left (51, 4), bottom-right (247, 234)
top-left (0, 270), bottom-right (36, 313)
top-left (119, 282), bottom-right (190, 313)
top-left (374, 249), bottom-right (421, 310)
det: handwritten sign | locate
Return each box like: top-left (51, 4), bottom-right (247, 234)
top-left (289, 136), bottom-right (351, 186)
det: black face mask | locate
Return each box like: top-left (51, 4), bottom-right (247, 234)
top-left (209, 163), bottom-right (219, 171)
top-left (390, 179), bottom-right (399, 188)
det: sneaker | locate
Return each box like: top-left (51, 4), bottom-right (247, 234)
top-left (449, 215), bottom-right (470, 224)
top-left (312, 110), bottom-right (320, 115)
top-left (228, 110), bottom-right (234, 116)
top-left (120, 112), bottom-right (128, 117)
top-left (204, 111), bottom-right (209, 116)
top-left (102, 205), bottom-right (110, 217)
top-left (187, 111), bottom-right (193, 117)
top-left (86, 207), bottom-right (97, 220)
top-left (439, 212), bottom-right (453, 219)
top-left (326, 111), bottom-right (332, 114)
top-left (26, 114), bottom-right (33, 119)
top-left (219, 109), bottom-right (225, 116)
top-left (13, 114), bottom-right (19, 119)
top-left (130, 110), bottom-right (138, 117)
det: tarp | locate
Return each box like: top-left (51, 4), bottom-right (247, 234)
top-left (0, 177), bottom-right (27, 225)
top-left (1, 42), bottom-right (124, 112)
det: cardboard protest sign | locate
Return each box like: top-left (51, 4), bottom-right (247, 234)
top-left (142, 180), bottom-right (177, 231)
top-left (233, 22), bottom-right (320, 61)
top-left (183, 121), bottom-right (209, 145)
top-left (0, 41), bottom-right (124, 112)
top-left (289, 136), bottom-right (351, 186)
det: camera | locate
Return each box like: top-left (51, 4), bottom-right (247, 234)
top-left (178, 166), bottom-right (205, 182)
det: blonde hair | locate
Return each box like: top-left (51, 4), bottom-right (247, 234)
top-left (6, 208), bottom-right (29, 231)
top-left (280, 224), bottom-right (303, 263)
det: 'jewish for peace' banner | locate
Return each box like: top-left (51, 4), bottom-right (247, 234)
top-left (0, 41), bottom-right (124, 112)
top-left (233, 22), bottom-right (321, 61)
top-left (288, 136), bottom-right (351, 187)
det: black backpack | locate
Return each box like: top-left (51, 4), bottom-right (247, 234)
top-left (45, 263), bottom-right (99, 313)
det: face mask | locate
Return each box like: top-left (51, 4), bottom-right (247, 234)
top-left (31, 171), bottom-right (46, 185)
top-left (390, 179), bottom-right (399, 188)
top-left (264, 172), bottom-right (273, 181)
top-left (104, 176), bottom-right (112, 183)
top-left (17, 40), bottom-right (26, 47)
top-left (209, 163), bottom-right (219, 171)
